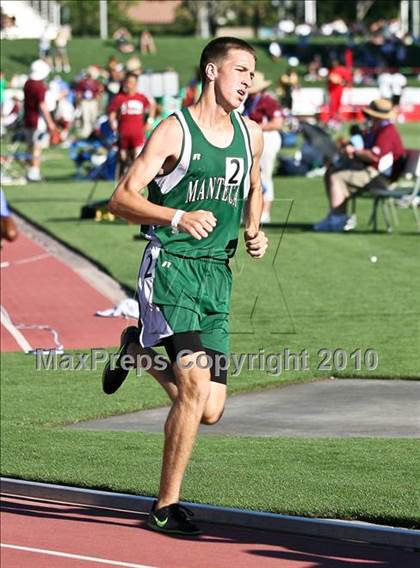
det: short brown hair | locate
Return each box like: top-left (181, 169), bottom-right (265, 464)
top-left (199, 37), bottom-right (256, 84)
top-left (124, 72), bottom-right (138, 81)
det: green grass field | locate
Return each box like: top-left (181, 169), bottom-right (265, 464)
top-left (1, 118), bottom-right (419, 527)
top-left (2, 37), bottom-right (419, 88)
top-left (5, 124), bottom-right (420, 381)
top-left (1, 36), bottom-right (292, 85)
top-left (1, 353), bottom-right (419, 527)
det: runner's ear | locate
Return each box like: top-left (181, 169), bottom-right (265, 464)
top-left (205, 62), bottom-right (217, 82)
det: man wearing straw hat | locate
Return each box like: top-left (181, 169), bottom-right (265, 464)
top-left (314, 98), bottom-right (405, 232)
top-left (243, 70), bottom-right (283, 223)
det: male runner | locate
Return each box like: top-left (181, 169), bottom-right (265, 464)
top-left (108, 72), bottom-right (154, 176)
top-left (103, 37), bottom-right (268, 536)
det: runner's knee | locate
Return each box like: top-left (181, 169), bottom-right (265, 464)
top-left (177, 357), bottom-right (211, 405)
top-left (201, 407), bottom-right (224, 425)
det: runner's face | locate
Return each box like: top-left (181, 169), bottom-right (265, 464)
top-left (124, 76), bottom-right (138, 95)
top-left (215, 49), bottom-right (255, 110)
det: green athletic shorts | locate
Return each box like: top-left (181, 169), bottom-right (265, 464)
top-left (137, 243), bottom-right (232, 354)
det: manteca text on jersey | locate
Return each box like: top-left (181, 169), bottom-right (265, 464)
top-left (186, 177), bottom-right (240, 207)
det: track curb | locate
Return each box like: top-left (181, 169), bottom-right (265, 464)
top-left (2, 478), bottom-right (419, 550)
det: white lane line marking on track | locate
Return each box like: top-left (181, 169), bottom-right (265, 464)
top-left (1, 493), bottom-right (149, 517)
top-left (0, 306), bottom-right (32, 353)
top-left (0, 544), bottom-right (156, 568)
top-left (1, 253), bottom-right (51, 268)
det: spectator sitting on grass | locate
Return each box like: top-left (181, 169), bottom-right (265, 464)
top-left (113, 27), bottom-right (134, 54)
top-left (140, 30), bottom-right (156, 54)
top-left (314, 99), bottom-right (405, 232)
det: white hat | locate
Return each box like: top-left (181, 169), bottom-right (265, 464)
top-left (362, 98), bottom-right (396, 120)
top-left (30, 59), bottom-right (50, 81)
top-left (248, 71), bottom-right (272, 95)
top-left (288, 56), bottom-right (300, 67)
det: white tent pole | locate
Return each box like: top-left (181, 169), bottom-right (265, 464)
top-left (99, 0), bottom-right (108, 40)
top-left (400, 0), bottom-right (410, 35)
top-left (304, 0), bottom-right (317, 25)
top-left (412, 0), bottom-right (420, 38)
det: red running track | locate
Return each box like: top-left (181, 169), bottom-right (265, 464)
top-left (1, 495), bottom-right (418, 568)
top-left (1, 234), bottom-right (130, 352)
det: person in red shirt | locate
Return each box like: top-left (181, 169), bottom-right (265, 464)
top-left (327, 59), bottom-right (352, 122)
top-left (108, 72), bottom-right (155, 175)
top-left (314, 99), bottom-right (405, 232)
top-left (23, 59), bottom-right (57, 181)
top-left (243, 71), bottom-right (283, 223)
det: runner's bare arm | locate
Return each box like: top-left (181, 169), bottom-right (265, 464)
top-left (39, 101), bottom-right (56, 132)
top-left (108, 110), bottom-right (118, 131)
top-left (242, 118), bottom-right (268, 259)
top-left (108, 116), bottom-right (216, 239)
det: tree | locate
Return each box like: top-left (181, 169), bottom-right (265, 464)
top-left (315, 0), bottom-right (400, 25)
top-left (179, 0), bottom-right (278, 38)
top-left (58, 0), bottom-right (130, 36)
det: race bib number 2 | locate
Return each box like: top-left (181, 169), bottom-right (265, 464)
top-left (225, 157), bottom-right (244, 186)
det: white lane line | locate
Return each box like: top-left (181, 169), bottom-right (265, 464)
top-left (1, 253), bottom-right (51, 268)
top-left (0, 306), bottom-right (32, 353)
top-left (0, 544), bottom-right (156, 568)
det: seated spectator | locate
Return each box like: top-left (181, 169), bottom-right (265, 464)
top-left (113, 27), bottom-right (134, 54)
top-left (314, 99), bottom-right (405, 232)
top-left (75, 69), bottom-right (103, 138)
top-left (140, 30), bottom-right (156, 54)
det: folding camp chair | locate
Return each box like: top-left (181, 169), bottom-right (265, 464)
top-left (0, 130), bottom-right (29, 186)
top-left (350, 149), bottom-right (420, 233)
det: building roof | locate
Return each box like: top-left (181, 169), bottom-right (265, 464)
top-left (126, 1), bottom-right (182, 25)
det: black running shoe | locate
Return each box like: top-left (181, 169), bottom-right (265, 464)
top-left (102, 326), bottom-right (139, 394)
top-left (147, 502), bottom-right (202, 536)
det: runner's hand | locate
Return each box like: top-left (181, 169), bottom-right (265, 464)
top-left (244, 230), bottom-right (268, 259)
top-left (178, 210), bottom-right (217, 240)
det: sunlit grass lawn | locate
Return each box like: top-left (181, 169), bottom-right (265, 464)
top-left (1, 353), bottom-right (419, 528)
top-left (1, 117), bottom-right (419, 529)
